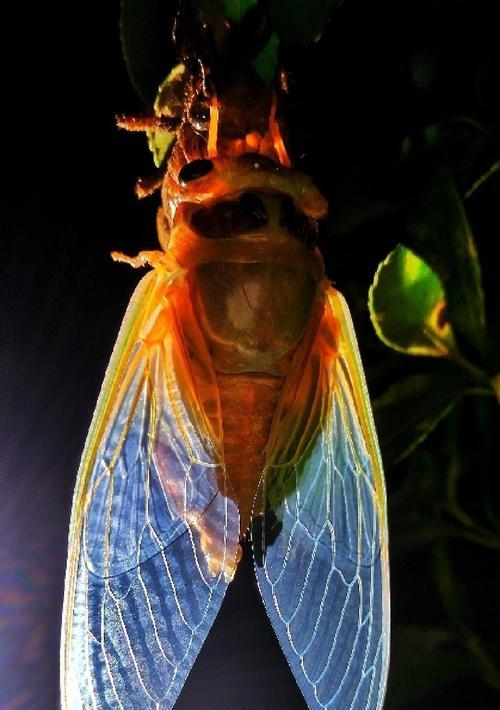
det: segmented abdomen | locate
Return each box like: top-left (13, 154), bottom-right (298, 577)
top-left (216, 372), bottom-right (284, 536)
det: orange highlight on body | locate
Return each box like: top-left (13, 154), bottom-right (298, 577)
top-left (269, 93), bottom-right (291, 167)
top-left (208, 98), bottom-right (220, 158)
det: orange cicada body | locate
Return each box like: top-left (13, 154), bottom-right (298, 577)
top-left (61, 47), bottom-right (389, 710)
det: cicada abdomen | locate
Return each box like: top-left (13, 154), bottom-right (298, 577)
top-left (61, 46), bottom-right (389, 710)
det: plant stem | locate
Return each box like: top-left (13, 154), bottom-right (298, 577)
top-left (465, 160), bottom-right (500, 199)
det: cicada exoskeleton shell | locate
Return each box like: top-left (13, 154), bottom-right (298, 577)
top-left (61, 49), bottom-right (389, 710)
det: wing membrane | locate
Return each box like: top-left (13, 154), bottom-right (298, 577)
top-left (61, 270), bottom-right (240, 709)
top-left (252, 287), bottom-right (390, 710)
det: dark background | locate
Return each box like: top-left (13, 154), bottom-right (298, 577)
top-left (1, 1), bottom-right (499, 709)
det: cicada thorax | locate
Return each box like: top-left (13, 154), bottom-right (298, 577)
top-left (124, 68), bottom-right (329, 535)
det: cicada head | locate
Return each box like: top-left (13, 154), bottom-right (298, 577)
top-left (161, 65), bottom-right (327, 212)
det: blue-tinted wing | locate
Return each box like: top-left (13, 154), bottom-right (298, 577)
top-left (61, 269), bottom-right (240, 709)
top-left (252, 287), bottom-right (390, 710)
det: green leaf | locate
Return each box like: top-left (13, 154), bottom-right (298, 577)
top-left (146, 64), bottom-right (187, 168)
top-left (373, 370), bottom-right (464, 465)
top-left (491, 373), bottom-right (500, 404)
top-left (434, 542), bottom-right (500, 690)
top-left (267, 0), bottom-right (335, 45)
top-left (369, 244), bottom-right (456, 357)
top-left (405, 166), bottom-right (487, 355)
top-left (147, 130), bottom-right (176, 169)
top-left (120, 0), bottom-right (173, 106)
top-left (385, 625), bottom-right (470, 709)
top-left (251, 32), bottom-right (279, 83)
top-left (192, 0), bottom-right (257, 25)
top-left (153, 64), bottom-right (187, 118)
top-left (220, 0), bottom-right (257, 22)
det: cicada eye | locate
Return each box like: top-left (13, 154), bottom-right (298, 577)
top-left (178, 159), bottom-right (214, 186)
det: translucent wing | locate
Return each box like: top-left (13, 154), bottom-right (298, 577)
top-left (252, 287), bottom-right (390, 710)
top-left (61, 269), bottom-right (240, 710)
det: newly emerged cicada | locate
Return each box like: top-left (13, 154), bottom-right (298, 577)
top-left (61, 21), bottom-right (390, 710)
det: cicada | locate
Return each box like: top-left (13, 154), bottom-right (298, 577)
top-left (61, 40), bottom-right (390, 710)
